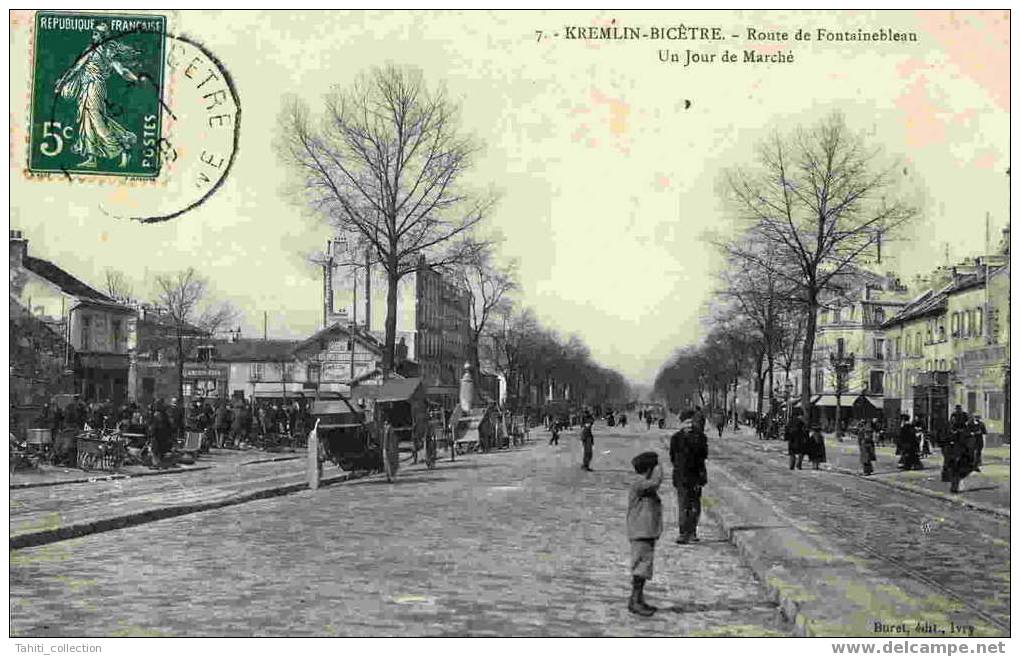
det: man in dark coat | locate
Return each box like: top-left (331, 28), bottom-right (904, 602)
top-left (785, 409), bottom-right (808, 470)
top-left (213, 401), bottom-right (230, 448)
top-left (692, 406), bottom-right (706, 433)
top-left (941, 425), bottom-right (975, 493)
top-left (580, 417), bottom-right (594, 471)
top-left (897, 416), bottom-right (922, 470)
top-left (669, 419), bottom-right (708, 544)
top-left (147, 401), bottom-right (171, 468)
top-left (968, 415), bottom-right (987, 471)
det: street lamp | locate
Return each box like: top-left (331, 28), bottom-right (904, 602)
top-left (829, 346), bottom-right (856, 438)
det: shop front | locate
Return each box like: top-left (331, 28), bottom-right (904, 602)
top-left (183, 364), bottom-right (230, 402)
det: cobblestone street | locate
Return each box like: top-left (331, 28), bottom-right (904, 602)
top-left (712, 428), bottom-right (1010, 635)
top-left (9, 425), bottom-right (788, 637)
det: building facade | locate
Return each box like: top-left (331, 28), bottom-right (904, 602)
top-left (10, 230), bottom-right (136, 405)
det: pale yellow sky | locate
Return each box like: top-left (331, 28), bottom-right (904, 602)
top-left (9, 10), bottom-right (1010, 384)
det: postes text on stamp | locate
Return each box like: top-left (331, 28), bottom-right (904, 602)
top-left (29, 12), bottom-right (167, 178)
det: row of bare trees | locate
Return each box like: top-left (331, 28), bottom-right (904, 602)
top-left (277, 63), bottom-right (629, 407)
top-left (655, 112), bottom-right (918, 417)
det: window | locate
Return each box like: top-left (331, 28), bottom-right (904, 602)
top-left (112, 320), bottom-right (122, 350)
top-left (80, 316), bottom-right (92, 351)
top-left (976, 307), bottom-right (984, 337)
top-left (926, 324), bottom-right (932, 344)
top-left (951, 313), bottom-right (959, 336)
top-left (869, 371), bottom-right (884, 395)
top-left (874, 338), bottom-right (884, 360)
top-left (986, 392), bottom-right (1004, 421)
top-left (250, 363), bottom-right (264, 380)
top-left (938, 324), bottom-right (946, 342)
top-left (833, 308), bottom-right (842, 324)
top-left (836, 337), bottom-right (846, 355)
top-left (939, 359), bottom-right (946, 371)
top-left (874, 307), bottom-right (886, 324)
top-left (967, 391), bottom-right (977, 414)
top-left (814, 369), bottom-right (825, 394)
top-left (307, 363), bottom-right (321, 382)
top-left (895, 337), bottom-right (901, 358)
top-left (916, 333), bottom-right (923, 356)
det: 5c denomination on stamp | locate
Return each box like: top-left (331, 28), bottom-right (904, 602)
top-left (30, 11), bottom-right (167, 178)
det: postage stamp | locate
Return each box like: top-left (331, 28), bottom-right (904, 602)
top-left (29, 11), bottom-right (167, 178)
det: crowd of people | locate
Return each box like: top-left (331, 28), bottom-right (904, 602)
top-left (29, 396), bottom-right (313, 469)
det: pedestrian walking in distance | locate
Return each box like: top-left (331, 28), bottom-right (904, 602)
top-left (549, 421), bottom-right (561, 446)
top-left (713, 410), bottom-right (726, 438)
top-left (856, 420), bottom-right (876, 476)
top-left (580, 416), bottom-right (594, 470)
top-left (627, 451), bottom-right (663, 617)
top-left (807, 424), bottom-right (826, 469)
top-left (968, 415), bottom-right (987, 471)
top-left (669, 418), bottom-right (708, 544)
top-left (785, 408), bottom-right (808, 470)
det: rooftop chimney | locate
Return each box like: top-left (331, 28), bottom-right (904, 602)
top-left (9, 229), bottom-right (27, 268)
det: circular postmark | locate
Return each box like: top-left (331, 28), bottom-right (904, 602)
top-left (28, 12), bottom-right (240, 223)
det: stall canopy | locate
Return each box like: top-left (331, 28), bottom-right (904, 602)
top-left (356, 377), bottom-right (424, 403)
top-left (813, 395), bottom-right (852, 408)
top-left (855, 396), bottom-right (884, 409)
top-left (792, 395), bottom-right (821, 408)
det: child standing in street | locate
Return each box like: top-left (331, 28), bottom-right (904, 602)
top-left (627, 451), bottom-right (663, 617)
top-left (549, 421), bottom-right (560, 446)
top-left (807, 424), bottom-right (827, 470)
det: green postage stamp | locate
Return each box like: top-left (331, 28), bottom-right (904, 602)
top-left (29, 12), bottom-right (167, 178)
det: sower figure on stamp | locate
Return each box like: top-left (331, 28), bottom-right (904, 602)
top-left (54, 23), bottom-right (142, 169)
top-left (669, 418), bottom-right (708, 544)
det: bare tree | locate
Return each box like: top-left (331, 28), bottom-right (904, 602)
top-left (278, 64), bottom-right (497, 373)
top-left (721, 112), bottom-right (918, 412)
top-left (717, 240), bottom-right (800, 419)
top-left (450, 239), bottom-right (518, 385)
top-left (103, 268), bottom-right (134, 303)
top-left (152, 268), bottom-right (237, 422)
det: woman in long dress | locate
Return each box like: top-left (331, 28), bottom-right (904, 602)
top-left (54, 23), bottom-right (142, 168)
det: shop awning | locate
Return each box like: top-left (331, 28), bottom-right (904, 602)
top-left (856, 396), bottom-right (884, 409)
top-left (813, 395), bottom-right (856, 408)
top-left (357, 377), bottom-right (424, 403)
top-left (792, 395), bottom-right (820, 408)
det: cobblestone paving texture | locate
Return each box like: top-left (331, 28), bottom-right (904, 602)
top-left (10, 425), bottom-right (788, 637)
top-left (712, 428), bottom-right (1010, 635)
top-left (10, 450), bottom-right (310, 539)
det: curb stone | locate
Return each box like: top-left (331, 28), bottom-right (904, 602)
top-left (825, 464), bottom-right (1009, 519)
top-left (10, 453), bottom-right (423, 551)
top-left (10, 465), bottom-right (215, 490)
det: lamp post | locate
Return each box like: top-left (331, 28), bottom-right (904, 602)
top-left (784, 381), bottom-right (793, 423)
top-left (830, 346), bottom-right (856, 438)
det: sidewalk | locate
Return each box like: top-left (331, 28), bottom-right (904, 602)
top-left (9, 445), bottom-right (426, 550)
top-left (703, 458), bottom-right (1007, 637)
top-left (10, 447), bottom-right (301, 489)
top-left (738, 429), bottom-right (1009, 517)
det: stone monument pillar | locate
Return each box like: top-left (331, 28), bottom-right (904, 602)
top-left (459, 362), bottom-right (474, 412)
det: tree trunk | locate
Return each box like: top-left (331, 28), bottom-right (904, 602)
top-left (382, 269), bottom-right (399, 375)
top-left (176, 328), bottom-right (185, 441)
top-left (767, 353), bottom-right (775, 416)
top-left (755, 352), bottom-right (765, 422)
top-left (800, 293), bottom-right (818, 418)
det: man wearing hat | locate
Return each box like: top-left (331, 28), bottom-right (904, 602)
top-left (669, 418), bottom-right (709, 544)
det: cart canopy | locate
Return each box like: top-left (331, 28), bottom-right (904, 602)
top-left (357, 377), bottom-right (424, 404)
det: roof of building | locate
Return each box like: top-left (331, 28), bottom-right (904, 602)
top-left (22, 256), bottom-right (127, 308)
top-left (881, 264), bottom-right (1006, 328)
top-left (293, 322), bottom-right (384, 356)
top-left (212, 339), bottom-right (302, 362)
